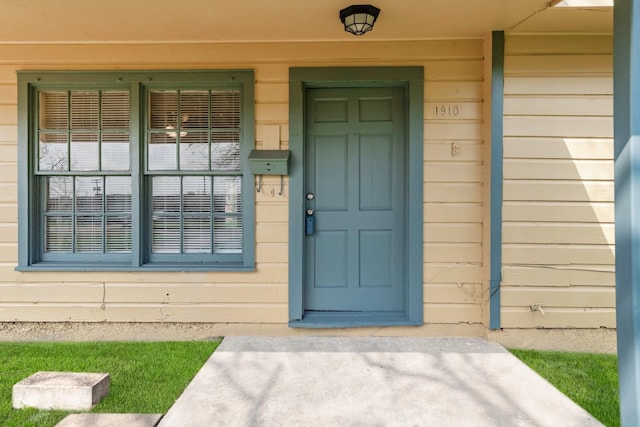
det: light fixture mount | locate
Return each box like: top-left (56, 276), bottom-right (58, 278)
top-left (339, 4), bottom-right (380, 36)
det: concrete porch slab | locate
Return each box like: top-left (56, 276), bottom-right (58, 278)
top-left (56, 413), bottom-right (163, 427)
top-left (12, 371), bottom-right (109, 411)
top-left (159, 336), bottom-right (603, 427)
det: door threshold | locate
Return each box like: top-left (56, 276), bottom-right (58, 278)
top-left (289, 311), bottom-right (422, 329)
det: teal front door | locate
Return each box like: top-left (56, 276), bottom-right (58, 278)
top-left (304, 87), bottom-right (406, 313)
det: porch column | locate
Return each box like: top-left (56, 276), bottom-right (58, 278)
top-left (614, 0), bottom-right (640, 424)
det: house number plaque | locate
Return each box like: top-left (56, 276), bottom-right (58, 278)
top-left (432, 105), bottom-right (461, 118)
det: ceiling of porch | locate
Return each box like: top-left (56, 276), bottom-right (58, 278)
top-left (0, 0), bottom-right (612, 44)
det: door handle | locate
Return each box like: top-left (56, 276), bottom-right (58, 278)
top-left (305, 209), bottom-right (315, 235)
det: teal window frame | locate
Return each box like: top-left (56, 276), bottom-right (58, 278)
top-left (17, 70), bottom-right (255, 271)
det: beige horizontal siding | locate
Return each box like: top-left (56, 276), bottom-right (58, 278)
top-left (424, 303), bottom-right (482, 324)
top-left (503, 223), bottom-right (614, 245)
top-left (425, 283), bottom-right (483, 304)
top-left (503, 96), bottom-right (612, 116)
top-left (505, 76), bottom-right (612, 95)
top-left (503, 201), bottom-right (613, 223)
top-left (505, 55), bottom-right (612, 75)
top-left (0, 303), bottom-right (288, 323)
top-left (424, 203), bottom-right (484, 223)
top-left (0, 37), bottom-right (486, 329)
top-left (502, 266), bottom-right (614, 287)
top-left (502, 286), bottom-right (614, 307)
top-left (425, 263), bottom-right (483, 283)
top-left (504, 159), bottom-right (613, 181)
top-left (502, 34), bottom-right (615, 329)
top-left (503, 137), bottom-right (612, 160)
top-left (425, 142), bottom-right (483, 161)
top-left (501, 307), bottom-right (615, 328)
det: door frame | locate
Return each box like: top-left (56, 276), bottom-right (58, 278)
top-left (288, 67), bottom-right (424, 327)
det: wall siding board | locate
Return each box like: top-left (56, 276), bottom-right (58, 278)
top-left (503, 137), bottom-right (613, 160)
top-left (501, 308), bottom-right (615, 328)
top-left (504, 77), bottom-right (612, 95)
top-left (503, 181), bottom-right (613, 202)
top-left (424, 264), bottom-right (483, 283)
top-left (504, 159), bottom-right (614, 180)
top-left (424, 142), bottom-right (483, 162)
top-left (503, 201), bottom-right (614, 223)
top-left (424, 283), bottom-right (483, 304)
top-left (424, 223), bottom-right (483, 243)
top-left (423, 203), bottom-right (484, 223)
top-left (424, 243), bottom-right (483, 264)
top-left (505, 35), bottom-right (613, 55)
top-left (502, 35), bottom-right (615, 329)
top-left (424, 82), bottom-right (483, 100)
top-left (0, 125), bottom-right (17, 142)
top-left (502, 286), bottom-right (615, 308)
top-left (0, 224), bottom-right (17, 242)
top-left (505, 55), bottom-right (612, 75)
top-left (104, 283), bottom-right (288, 303)
top-left (502, 266), bottom-right (615, 287)
top-left (503, 244), bottom-right (615, 265)
top-left (0, 303), bottom-right (288, 323)
top-left (0, 283), bottom-right (104, 302)
top-left (504, 116), bottom-right (612, 138)
top-left (503, 223), bottom-right (614, 245)
top-left (503, 96), bottom-right (612, 116)
top-left (424, 303), bottom-right (482, 324)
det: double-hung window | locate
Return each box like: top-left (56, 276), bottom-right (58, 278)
top-left (17, 71), bottom-right (255, 271)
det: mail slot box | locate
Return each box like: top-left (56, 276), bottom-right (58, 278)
top-left (249, 150), bottom-right (290, 175)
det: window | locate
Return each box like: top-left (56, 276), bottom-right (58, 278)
top-left (18, 71), bottom-right (255, 271)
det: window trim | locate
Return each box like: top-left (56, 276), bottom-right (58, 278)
top-left (17, 70), bottom-right (255, 272)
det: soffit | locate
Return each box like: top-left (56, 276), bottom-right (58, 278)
top-left (0, 0), bottom-right (612, 43)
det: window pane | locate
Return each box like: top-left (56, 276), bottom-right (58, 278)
top-left (70, 132), bottom-right (99, 171)
top-left (71, 91), bottom-right (99, 129)
top-left (102, 91), bottom-right (130, 129)
top-left (76, 177), bottom-right (103, 212)
top-left (39, 135), bottom-right (68, 171)
top-left (211, 91), bottom-right (240, 129)
top-left (183, 176), bottom-right (211, 213)
top-left (46, 177), bottom-right (73, 211)
top-left (39, 92), bottom-right (68, 130)
top-left (76, 216), bottom-right (103, 252)
top-left (106, 177), bottom-right (131, 213)
top-left (45, 216), bottom-right (72, 253)
top-left (148, 133), bottom-right (177, 170)
top-left (152, 176), bottom-right (181, 212)
top-left (149, 91), bottom-right (178, 129)
top-left (180, 132), bottom-right (209, 170)
top-left (102, 133), bottom-right (130, 171)
top-left (214, 176), bottom-right (242, 214)
top-left (214, 217), bottom-right (242, 254)
top-left (211, 141), bottom-right (240, 171)
top-left (152, 216), bottom-right (180, 253)
top-left (181, 91), bottom-right (209, 129)
top-left (184, 217), bottom-right (211, 253)
top-left (106, 216), bottom-right (131, 253)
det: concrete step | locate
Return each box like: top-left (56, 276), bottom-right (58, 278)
top-left (12, 371), bottom-right (110, 411)
top-left (56, 413), bottom-right (163, 427)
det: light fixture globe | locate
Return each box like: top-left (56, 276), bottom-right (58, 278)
top-left (339, 5), bottom-right (380, 36)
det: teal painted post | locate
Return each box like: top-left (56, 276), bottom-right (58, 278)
top-left (490, 31), bottom-right (504, 330)
top-left (615, 0), bottom-right (640, 424)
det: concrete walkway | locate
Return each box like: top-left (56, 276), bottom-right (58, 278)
top-left (159, 337), bottom-right (603, 427)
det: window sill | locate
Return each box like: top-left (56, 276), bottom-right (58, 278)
top-left (16, 262), bottom-right (255, 272)
top-left (289, 311), bottom-right (422, 328)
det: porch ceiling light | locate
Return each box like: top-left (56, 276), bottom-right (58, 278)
top-left (339, 5), bottom-right (380, 36)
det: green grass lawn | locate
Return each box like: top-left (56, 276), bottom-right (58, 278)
top-left (511, 349), bottom-right (619, 427)
top-left (0, 340), bottom-right (219, 427)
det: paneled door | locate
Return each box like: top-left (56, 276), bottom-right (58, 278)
top-left (304, 87), bottom-right (406, 312)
